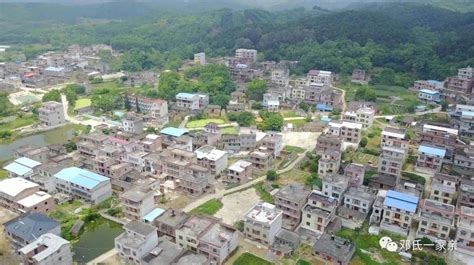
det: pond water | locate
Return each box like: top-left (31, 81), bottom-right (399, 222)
top-left (0, 125), bottom-right (76, 161)
top-left (73, 218), bottom-right (123, 263)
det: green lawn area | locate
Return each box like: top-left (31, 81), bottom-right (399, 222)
top-left (295, 260), bottom-right (312, 265)
top-left (0, 115), bottom-right (38, 131)
top-left (283, 145), bottom-right (306, 154)
top-left (281, 111), bottom-right (300, 118)
top-left (233, 252), bottom-right (273, 265)
top-left (220, 126), bottom-right (238, 134)
top-left (287, 119), bottom-right (308, 126)
top-left (74, 98), bottom-right (91, 110)
top-left (344, 151), bottom-right (379, 165)
top-left (255, 182), bottom-right (274, 203)
top-left (336, 226), bottom-right (404, 265)
top-left (190, 199), bottom-right (223, 215)
top-left (90, 80), bottom-right (123, 91)
top-left (186, 118), bottom-right (225, 128)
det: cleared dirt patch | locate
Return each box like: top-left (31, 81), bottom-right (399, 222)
top-left (214, 188), bottom-right (260, 225)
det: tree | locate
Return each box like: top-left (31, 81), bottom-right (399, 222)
top-left (42, 89), bottom-right (61, 103)
top-left (261, 112), bottom-right (284, 131)
top-left (124, 93), bottom-right (132, 111)
top-left (236, 112), bottom-right (255, 127)
top-left (246, 80), bottom-right (267, 101)
top-left (135, 97), bottom-right (141, 113)
top-left (360, 137), bottom-right (368, 148)
top-left (212, 94), bottom-right (230, 108)
top-left (440, 100), bottom-right (448, 111)
top-left (299, 101), bottom-right (310, 112)
top-left (266, 170), bottom-right (278, 181)
top-left (355, 86), bottom-right (376, 101)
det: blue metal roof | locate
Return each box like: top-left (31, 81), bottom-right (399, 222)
top-left (418, 144), bottom-right (446, 157)
top-left (143, 208), bottom-right (165, 223)
top-left (419, 89), bottom-right (439, 95)
top-left (462, 111), bottom-right (474, 117)
top-left (316, 103), bottom-right (333, 111)
top-left (384, 190), bottom-right (418, 213)
top-left (15, 157), bottom-right (41, 168)
top-left (160, 127), bottom-right (188, 137)
top-left (54, 167), bottom-right (109, 189)
top-left (3, 162), bottom-right (32, 176)
top-left (45, 66), bottom-right (64, 72)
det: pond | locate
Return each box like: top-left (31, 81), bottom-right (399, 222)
top-left (0, 125), bottom-right (78, 161)
top-left (73, 218), bottom-right (123, 263)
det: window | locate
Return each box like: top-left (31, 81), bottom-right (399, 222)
top-left (421, 221), bottom-right (427, 226)
top-left (307, 214), bottom-right (311, 218)
top-left (306, 222), bottom-right (310, 226)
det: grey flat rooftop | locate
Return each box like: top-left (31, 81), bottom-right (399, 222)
top-left (124, 220), bottom-right (156, 236)
top-left (274, 184), bottom-right (311, 202)
top-left (142, 239), bottom-right (184, 264)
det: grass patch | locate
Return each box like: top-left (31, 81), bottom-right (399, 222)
top-left (220, 126), bottom-right (238, 134)
top-left (255, 182), bottom-right (274, 203)
top-left (287, 119), bottom-right (307, 125)
top-left (0, 115), bottom-right (38, 131)
top-left (283, 145), bottom-right (306, 154)
top-left (282, 111), bottom-right (299, 118)
top-left (233, 252), bottom-right (273, 265)
top-left (296, 260), bottom-right (312, 265)
top-left (277, 168), bottom-right (311, 185)
top-left (190, 199), bottom-right (223, 216)
top-left (0, 169), bottom-right (8, 180)
top-left (74, 98), bottom-right (91, 110)
top-left (186, 118), bottom-right (225, 128)
top-left (90, 80), bottom-right (122, 91)
top-left (343, 151), bottom-right (379, 165)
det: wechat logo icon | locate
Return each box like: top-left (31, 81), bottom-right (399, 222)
top-left (379, 236), bottom-right (398, 252)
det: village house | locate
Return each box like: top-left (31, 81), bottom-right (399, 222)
top-left (381, 127), bottom-right (409, 150)
top-left (0, 177), bottom-right (55, 214)
top-left (313, 233), bottom-right (355, 265)
top-left (197, 222), bottom-right (239, 264)
top-left (115, 221), bottom-right (158, 264)
top-left (416, 143), bottom-right (446, 172)
top-left (338, 186), bottom-right (375, 224)
top-left (322, 174), bottom-right (349, 202)
top-left (342, 107), bottom-right (375, 129)
top-left (315, 134), bottom-right (342, 155)
top-left (239, 127), bottom-right (258, 151)
top-left (3, 157), bottom-right (42, 179)
top-left (175, 216), bottom-right (216, 251)
top-left (226, 160), bottom-right (253, 184)
top-left (244, 202), bottom-right (283, 246)
top-left (318, 150), bottom-right (341, 177)
top-left (38, 101), bottom-right (66, 127)
top-left (412, 80), bottom-right (444, 91)
top-left (459, 110), bottom-right (474, 138)
top-left (416, 199), bottom-right (455, 241)
top-left (443, 66), bottom-right (473, 100)
top-left (262, 92), bottom-right (280, 112)
top-left (455, 206), bottom-right (474, 254)
top-left (417, 124), bottom-right (458, 159)
top-left (195, 145), bottom-right (228, 177)
top-left (457, 178), bottom-right (474, 208)
top-left (378, 146), bottom-right (406, 178)
top-left (3, 212), bottom-right (61, 250)
top-left (429, 173), bottom-right (458, 204)
top-left (272, 229), bottom-right (301, 257)
top-left (120, 184), bottom-right (156, 221)
top-left (369, 190), bottom-right (387, 225)
top-left (418, 89), bottom-right (441, 103)
top-left (273, 184), bottom-right (311, 229)
top-left (271, 68), bottom-right (290, 87)
top-left (250, 150), bottom-right (273, 171)
top-left (54, 167), bottom-right (112, 204)
top-left (453, 144), bottom-right (474, 176)
top-left (175, 93), bottom-right (209, 110)
top-left (328, 120), bottom-right (362, 144)
top-left (300, 191), bottom-right (338, 235)
top-left (344, 163), bottom-right (365, 187)
top-left (19, 233), bottom-right (72, 265)
top-left (380, 190), bottom-right (419, 236)
top-left (129, 95), bottom-right (169, 124)
top-left (235, 48), bottom-right (258, 64)
top-left (14, 146), bottom-right (50, 163)
top-left (155, 209), bottom-right (189, 239)
top-left (260, 132), bottom-right (283, 157)
top-left (351, 69), bottom-right (370, 84)
top-left (307, 70), bottom-right (333, 85)
top-left (194, 52), bottom-right (206, 65)
top-left (122, 114), bottom-right (144, 134)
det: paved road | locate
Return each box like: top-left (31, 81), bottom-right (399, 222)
top-left (182, 151), bottom-right (308, 212)
top-left (178, 115), bottom-right (190, 128)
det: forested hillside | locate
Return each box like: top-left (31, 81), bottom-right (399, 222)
top-left (0, 2), bottom-right (473, 83)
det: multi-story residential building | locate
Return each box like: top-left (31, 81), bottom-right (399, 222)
top-left (370, 190), bottom-right (387, 225)
top-left (120, 185), bottom-right (155, 221)
top-left (198, 222), bottom-right (239, 264)
top-left (262, 92), bottom-right (280, 112)
top-left (235, 49), bottom-right (257, 64)
top-left (344, 163), bottom-right (365, 187)
top-left (175, 216), bottom-right (215, 251)
top-left (418, 124), bottom-right (458, 158)
top-left (3, 156), bottom-right (42, 178)
top-left (453, 144), bottom-right (474, 176)
top-left (381, 127), bottom-right (408, 150)
top-left (141, 238), bottom-right (187, 264)
top-left (378, 146), bottom-right (406, 178)
top-left (429, 173), bottom-right (458, 204)
top-left (154, 209), bottom-right (189, 239)
top-left (272, 228), bottom-right (300, 256)
top-left (239, 127), bottom-right (257, 151)
top-left (305, 86), bottom-right (342, 107)
top-left (194, 52), bottom-right (206, 65)
top-left (318, 150), bottom-right (341, 177)
top-left (0, 177), bottom-right (54, 214)
top-left (54, 167), bottom-right (112, 204)
top-left (261, 132), bottom-right (283, 157)
top-left (312, 233), bottom-right (355, 265)
top-left (412, 80), bottom-right (444, 91)
top-left (322, 174), bottom-right (349, 202)
top-left (459, 110), bottom-right (474, 138)
top-left (77, 132), bottom-right (109, 158)
top-left (271, 68), bottom-right (290, 87)
top-left (416, 143), bottom-right (446, 172)
top-left (250, 150), bottom-right (273, 171)
top-left (115, 221), bottom-right (158, 264)
top-left (175, 93), bottom-right (208, 110)
top-left (129, 95), bottom-right (169, 123)
top-left (315, 134), bottom-right (342, 155)
top-left (38, 101), bottom-right (66, 127)
top-left (380, 190), bottom-right (419, 236)
top-left (351, 69), bottom-right (369, 84)
top-left (455, 206), bottom-right (474, 254)
top-left (273, 184), bottom-right (311, 229)
top-left (458, 178), bottom-right (474, 208)
top-left (14, 146), bottom-right (50, 163)
top-left (3, 212), bottom-right (61, 250)
top-left (307, 70), bottom-right (333, 85)
top-left (195, 145), bottom-right (228, 177)
top-left (443, 66), bottom-right (474, 99)
top-left (19, 233), bottom-right (72, 265)
top-left (328, 121), bottom-right (362, 144)
top-left (418, 89), bottom-right (441, 103)
top-left (338, 186), bottom-right (375, 223)
top-left (244, 202), bottom-right (283, 246)
top-left (343, 107), bottom-right (375, 129)
top-left (179, 164), bottom-right (210, 196)
top-left (416, 199), bottom-right (455, 241)
top-left (300, 191), bottom-right (338, 235)
top-left (227, 160), bottom-right (253, 184)
top-left (122, 114), bottom-right (144, 134)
